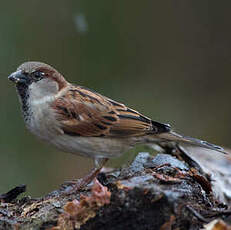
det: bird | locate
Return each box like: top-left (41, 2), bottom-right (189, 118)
top-left (8, 61), bottom-right (226, 191)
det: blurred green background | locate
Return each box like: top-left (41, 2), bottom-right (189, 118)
top-left (1, 1), bottom-right (231, 196)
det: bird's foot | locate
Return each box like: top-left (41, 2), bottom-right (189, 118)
top-left (62, 158), bottom-right (109, 194)
top-left (63, 168), bottom-right (103, 194)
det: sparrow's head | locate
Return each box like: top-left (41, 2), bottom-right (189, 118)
top-left (8, 61), bottom-right (67, 99)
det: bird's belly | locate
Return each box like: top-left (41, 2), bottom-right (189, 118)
top-left (25, 103), bottom-right (62, 140)
top-left (50, 135), bottom-right (133, 159)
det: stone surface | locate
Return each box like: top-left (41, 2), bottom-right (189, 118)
top-left (0, 150), bottom-right (231, 230)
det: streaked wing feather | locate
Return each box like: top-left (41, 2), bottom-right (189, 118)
top-left (52, 86), bottom-right (170, 137)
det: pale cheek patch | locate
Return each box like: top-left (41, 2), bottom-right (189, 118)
top-left (28, 80), bottom-right (59, 104)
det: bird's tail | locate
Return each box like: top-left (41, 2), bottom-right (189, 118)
top-left (156, 131), bottom-right (227, 154)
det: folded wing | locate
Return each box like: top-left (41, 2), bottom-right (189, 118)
top-left (52, 86), bottom-right (170, 137)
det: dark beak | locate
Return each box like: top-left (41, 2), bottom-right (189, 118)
top-left (8, 70), bottom-right (27, 84)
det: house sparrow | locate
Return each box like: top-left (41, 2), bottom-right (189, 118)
top-left (8, 61), bottom-right (226, 190)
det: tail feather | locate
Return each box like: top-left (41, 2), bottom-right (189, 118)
top-left (158, 131), bottom-right (227, 154)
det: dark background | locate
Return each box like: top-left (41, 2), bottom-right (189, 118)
top-left (1, 1), bottom-right (231, 196)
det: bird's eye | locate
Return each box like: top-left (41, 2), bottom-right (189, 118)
top-left (32, 71), bottom-right (45, 81)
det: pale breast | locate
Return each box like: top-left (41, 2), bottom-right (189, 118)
top-left (25, 96), bottom-right (63, 141)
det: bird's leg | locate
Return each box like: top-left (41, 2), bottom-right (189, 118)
top-left (65, 158), bottom-right (108, 193)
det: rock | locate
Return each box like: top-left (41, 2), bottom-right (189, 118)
top-left (0, 148), bottom-right (231, 230)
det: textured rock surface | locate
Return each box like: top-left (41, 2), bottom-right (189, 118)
top-left (0, 149), bottom-right (231, 230)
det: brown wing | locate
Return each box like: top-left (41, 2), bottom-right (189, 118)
top-left (52, 86), bottom-right (171, 137)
